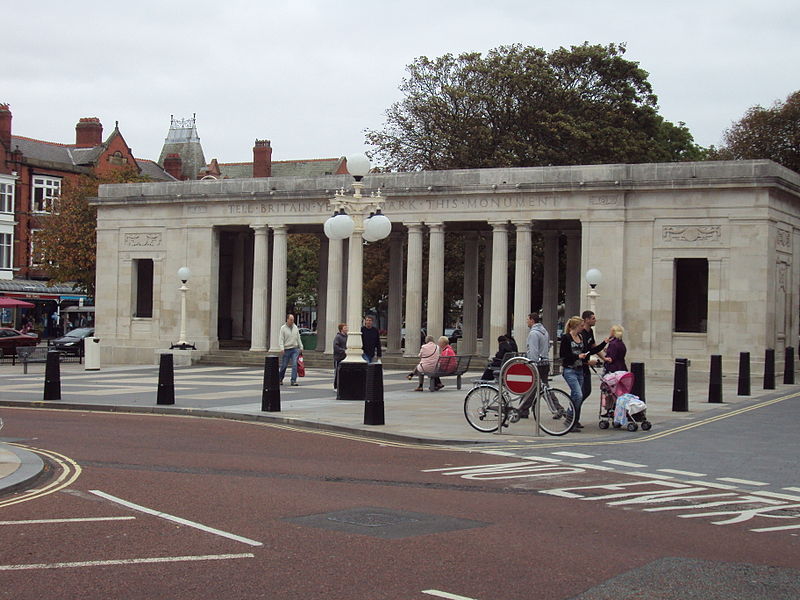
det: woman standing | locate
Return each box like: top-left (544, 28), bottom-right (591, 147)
top-left (604, 325), bottom-right (627, 372)
top-left (333, 323), bottom-right (348, 390)
top-left (560, 316), bottom-right (608, 432)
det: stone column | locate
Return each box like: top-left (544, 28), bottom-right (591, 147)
top-left (461, 232), bottom-right (479, 355)
top-left (489, 221), bottom-right (509, 356)
top-left (426, 223), bottom-right (445, 339)
top-left (343, 227), bottom-right (364, 361)
top-left (542, 230), bottom-right (559, 343)
top-left (404, 223), bottom-right (424, 357)
top-left (387, 233), bottom-right (403, 353)
top-left (268, 225), bottom-right (288, 352)
top-left (249, 225), bottom-right (269, 352)
top-left (316, 235), bottom-right (328, 352)
top-left (482, 235), bottom-right (492, 357)
top-left (512, 221), bottom-right (532, 346)
top-left (324, 237), bottom-right (343, 354)
top-left (565, 229), bottom-right (581, 321)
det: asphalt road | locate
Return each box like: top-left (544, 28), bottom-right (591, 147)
top-left (1, 407), bottom-right (798, 600)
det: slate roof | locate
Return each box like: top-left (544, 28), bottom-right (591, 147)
top-left (10, 136), bottom-right (92, 171)
top-left (136, 158), bottom-right (176, 181)
top-left (217, 157), bottom-right (346, 179)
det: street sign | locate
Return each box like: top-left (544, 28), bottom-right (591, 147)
top-left (503, 361), bottom-right (537, 395)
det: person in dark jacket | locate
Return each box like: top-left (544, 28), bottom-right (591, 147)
top-left (604, 325), bottom-right (628, 372)
top-left (361, 315), bottom-right (382, 363)
top-left (481, 335), bottom-right (516, 380)
top-left (333, 323), bottom-right (348, 390)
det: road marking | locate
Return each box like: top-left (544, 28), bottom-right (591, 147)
top-left (0, 445), bottom-right (82, 508)
top-left (627, 472), bottom-right (675, 480)
top-left (717, 477), bottom-right (769, 487)
top-left (0, 516), bottom-right (135, 525)
top-left (750, 490), bottom-right (800, 502)
top-left (480, 450), bottom-right (517, 456)
top-left (574, 463), bottom-right (615, 471)
top-left (785, 487), bottom-right (800, 494)
top-left (685, 480), bottom-right (739, 490)
top-left (422, 590), bottom-right (478, 600)
top-left (603, 460), bottom-right (646, 468)
top-left (520, 456), bottom-right (562, 463)
top-left (89, 490), bottom-right (263, 547)
top-left (751, 524), bottom-right (800, 533)
top-left (657, 468), bottom-right (706, 477)
top-left (552, 451), bottom-right (593, 458)
top-left (0, 553), bottom-right (254, 571)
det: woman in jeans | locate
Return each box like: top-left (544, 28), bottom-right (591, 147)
top-left (560, 316), bottom-right (608, 432)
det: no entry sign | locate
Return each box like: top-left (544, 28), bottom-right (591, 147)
top-left (503, 361), bottom-right (537, 395)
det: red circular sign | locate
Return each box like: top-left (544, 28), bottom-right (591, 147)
top-left (503, 362), bottom-right (537, 395)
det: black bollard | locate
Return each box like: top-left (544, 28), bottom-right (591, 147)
top-left (783, 347), bottom-right (795, 385)
top-left (763, 348), bottom-right (775, 390)
top-left (262, 356), bottom-right (281, 412)
top-left (672, 358), bottom-right (689, 412)
top-left (156, 353), bottom-right (175, 405)
top-left (708, 355), bottom-right (723, 403)
top-left (630, 362), bottom-right (646, 403)
top-left (737, 352), bottom-right (751, 396)
top-left (363, 362), bottom-right (385, 426)
top-left (43, 350), bottom-right (61, 400)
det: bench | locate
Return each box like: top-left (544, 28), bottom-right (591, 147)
top-left (16, 346), bottom-right (56, 374)
top-left (418, 355), bottom-right (472, 391)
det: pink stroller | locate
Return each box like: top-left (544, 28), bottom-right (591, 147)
top-left (596, 370), bottom-right (651, 431)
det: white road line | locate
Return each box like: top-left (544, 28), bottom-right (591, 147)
top-left (784, 487), bottom-right (800, 494)
top-left (751, 524), bottom-right (800, 533)
top-left (685, 480), bottom-right (739, 490)
top-left (573, 463), bottom-right (615, 471)
top-left (480, 451), bottom-right (517, 457)
top-left (627, 472), bottom-right (675, 480)
top-left (0, 553), bottom-right (254, 571)
top-left (552, 451), bottom-right (593, 459)
top-left (658, 469), bottom-right (707, 477)
top-left (89, 490), bottom-right (262, 547)
top-left (0, 516), bottom-right (135, 526)
top-left (520, 456), bottom-right (563, 463)
top-left (750, 490), bottom-right (800, 502)
top-left (603, 460), bottom-right (647, 468)
top-left (422, 590), bottom-right (478, 600)
top-left (716, 477), bottom-right (769, 487)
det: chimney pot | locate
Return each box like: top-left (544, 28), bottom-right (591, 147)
top-left (75, 117), bottom-right (103, 147)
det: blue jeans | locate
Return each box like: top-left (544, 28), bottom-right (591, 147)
top-left (562, 367), bottom-right (585, 426)
top-left (279, 348), bottom-right (301, 383)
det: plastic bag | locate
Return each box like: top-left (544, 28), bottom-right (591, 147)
top-left (297, 353), bottom-right (306, 377)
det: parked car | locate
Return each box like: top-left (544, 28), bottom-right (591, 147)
top-left (51, 327), bottom-right (94, 356)
top-left (0, 327), bottom-right (39, 356)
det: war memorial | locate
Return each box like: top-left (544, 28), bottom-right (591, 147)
top-left (92, 159), bottom-right (800, 374)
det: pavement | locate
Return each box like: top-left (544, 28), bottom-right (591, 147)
top-left (1, 358), bottom-right (796, 495)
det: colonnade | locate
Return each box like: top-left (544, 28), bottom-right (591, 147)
top-left (242, 220), bottom-right (583, 358)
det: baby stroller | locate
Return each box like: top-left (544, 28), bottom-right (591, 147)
top-left (596, 369), bottom-right (652, 432)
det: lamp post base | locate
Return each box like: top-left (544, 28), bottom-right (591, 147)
top-left (336, 361), bottom-right (367, 400)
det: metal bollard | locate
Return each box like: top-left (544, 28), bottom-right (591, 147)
top-left (261, 356), bottom-right (281, 412)
top-left (737, 352), bottom-right (751, 396)
top-left (783, 347), bottom-right (795, 385)
top-left (630, 362), bottom-right (646, 402)
top-left (763, 348), bottom-right (775, 390)
top-left (672, 358), bottom-right (689, 412)
top-left (43, 350), bottom-right (61, 401)
top-left (363, 362), bottom-right (385, 426)
top-left (156, 353), bottom-right (175, 405)
top-left (708, 355), bottom-right (723, 403)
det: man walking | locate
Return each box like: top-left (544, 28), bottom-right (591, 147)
top-left (361, 315), bottom-right (382, 363)
top-left (279, 314), bottom-right (302, 386)
top-left (526, 312), bottom-right (550, 383)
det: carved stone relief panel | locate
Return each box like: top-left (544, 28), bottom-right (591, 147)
top-left (120, 230), bottom-right (164, 250)
top-left (776, 228), bottom-right (792, 254)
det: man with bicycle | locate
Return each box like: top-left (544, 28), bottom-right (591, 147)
top-left (518, 312), bottom-right (550, 418)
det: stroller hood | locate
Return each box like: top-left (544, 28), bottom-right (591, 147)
top-left (603, 370), bottom-right (635, 397)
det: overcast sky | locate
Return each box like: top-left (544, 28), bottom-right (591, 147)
top-left (4, 0), bottom-right (798, 166)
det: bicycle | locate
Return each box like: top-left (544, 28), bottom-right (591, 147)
top-left (463, 357), bottom-right (576, 436)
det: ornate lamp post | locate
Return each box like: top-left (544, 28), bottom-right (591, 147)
top-left (324, 154), bottom-right (391, 363)
top-left (171, 266), bottom-right (196, 350)
top-left (585, 268), bottom-right (602, 316)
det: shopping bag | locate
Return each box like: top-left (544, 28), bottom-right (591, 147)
top-left (297, 353), bottom-right (306, 377)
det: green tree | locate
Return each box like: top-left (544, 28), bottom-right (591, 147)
top-left (712, 90), bottom-right (800, 173)
top-left (366, 43), bottom-right (705, 170)
top-left (286, 234), bottom-right (320, 314)
top-left (37, 167), bottom-right (148, 298)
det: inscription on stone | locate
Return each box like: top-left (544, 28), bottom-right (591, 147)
top-left (123, 232), bottom-right (162, 247)
top-left (590, 195), bottom-right (619, 206)
top-left (662, 225), bottom-right (720, 243)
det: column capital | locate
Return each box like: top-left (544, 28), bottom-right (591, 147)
top-left (426, 222), bottom-right (445, 232)
top-left (270, 224), bottom-right (288, 234)
top-left (405, 222), bottom-right (425, 233)
top-left (512, 220), bottom-right (532, 232)
top-left (250, 223), bottom-right (268, 232)
top-left (488, 220), bottom-right (509, 232)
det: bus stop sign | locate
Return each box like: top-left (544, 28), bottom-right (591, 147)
top-left (503, 361), bottom-right (537, 395)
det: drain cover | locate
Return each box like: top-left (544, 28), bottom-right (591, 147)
top-left (284, 507), bottom-right (487, 539)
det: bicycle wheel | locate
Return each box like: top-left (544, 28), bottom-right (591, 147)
top-left (464, 385), bottom-right (502, 433)
top-left (534, 387), bottom-right (575, 436)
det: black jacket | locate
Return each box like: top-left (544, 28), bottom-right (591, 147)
top-left (361, 326), bottom-right (381, 359)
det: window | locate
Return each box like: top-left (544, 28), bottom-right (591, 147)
top-left (674, 258), bottom-right (708, 333)
top-left (0, 233), bottom-right (11, 270)
top-left (0, 181), bottom-right (14, 213)
top-left (32, 176), bottom-right (61, 213)
top-left (134, 259), bottom-right (154, 318)
top-left (29, 229), bottom-right (44, 267)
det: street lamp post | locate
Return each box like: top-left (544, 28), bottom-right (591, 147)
top-left (585, 268), bottom-right (602, 316)
top-left (171, 266), bottom-right (196, 350)
top-left (325, 154), bottom-right (391, 362)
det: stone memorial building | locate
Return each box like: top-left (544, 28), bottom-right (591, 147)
top-left (93, 159), bottom-right (800, 373)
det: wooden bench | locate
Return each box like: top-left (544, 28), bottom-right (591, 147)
top-left (16, 346), bottom-right (55, 374)
top-left (418, 355), bottom-right (472, 391)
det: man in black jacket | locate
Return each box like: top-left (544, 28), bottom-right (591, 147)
top-left (361, 316), bottom-right (382, 363)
